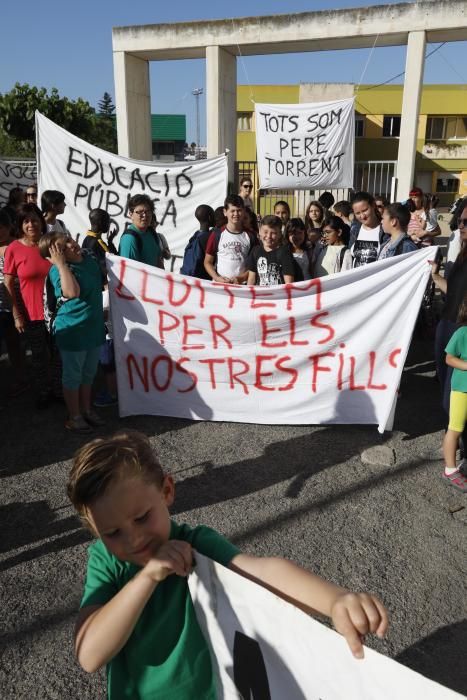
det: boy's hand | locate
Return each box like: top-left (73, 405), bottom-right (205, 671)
top-left (331, 592), bottom-right (388, 659)
top-left (142, 540), bottom-right (193, 583)
top-left (49, 242), bottom-right (66, 267)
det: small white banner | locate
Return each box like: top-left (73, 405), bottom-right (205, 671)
top-left (0, 159), bottom-right (37, 206)
top-left (255, 98), bottom-right (355, 189)
top-left (108, 247), bottom-right (434, 432)
top-left (189, 553), bottom-right (463, 700)
top-left (35, 111), bottom-right (228, 256)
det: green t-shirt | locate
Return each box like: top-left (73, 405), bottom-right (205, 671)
top-left (49, 253), bottom-right (105, 351)
top-left (445, 326), bottom-right (467, 392)
top-left (118, 225), bottom-right (161, 266)
top-left (80, 520), bottom-right (240, 700)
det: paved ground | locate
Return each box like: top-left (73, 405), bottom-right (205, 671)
top-left (1, 334), bottom-right (466, 699)
top-left (1, 222), bottom-right (466, 698)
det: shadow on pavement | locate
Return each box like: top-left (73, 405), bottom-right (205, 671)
top-left (395, 620), bottom-right (467, 696)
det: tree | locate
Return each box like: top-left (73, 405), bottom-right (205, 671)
top-left (0, 83), bottom-right (120, 156)
top-left (98, 92), bottom-right (115, 117)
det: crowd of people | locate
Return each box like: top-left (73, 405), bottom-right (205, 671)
top-left (0, 182), bottom-right (466, 491)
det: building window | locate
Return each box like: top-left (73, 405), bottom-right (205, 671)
top-left (237, 112), bottom-right (252, 131)
top-left (426, 117), bottom-right (467, 140)
top-left (355, 115), bottom-right (365, 138)
top-left (435, 174), bottom-right (459, 193)
top-left (382, 116), bottom-right (401, 137)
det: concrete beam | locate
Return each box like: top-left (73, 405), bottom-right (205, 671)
top-left (112, 2), bottom-right (467, 60)
top-left (206, 47), bottom-right (237, 182)
top-left (113, 51), bottom-right (152, 160)
top-left (396, 31), bottom-right (426, 200)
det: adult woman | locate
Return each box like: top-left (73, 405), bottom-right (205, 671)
top-left (430, 204), bottom-right (467, 464)
top-left (238, 177), bottom-right (254, 209)
top-left (304, 200), bottom-right (325, 244)
top-left (4, 204), bottom-right (52, 407)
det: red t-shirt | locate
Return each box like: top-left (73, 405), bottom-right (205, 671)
top-left (3, 240), bottom-right (51, 321)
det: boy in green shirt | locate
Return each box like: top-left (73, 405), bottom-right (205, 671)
top-left (68, 431), bottom-right (388, 699)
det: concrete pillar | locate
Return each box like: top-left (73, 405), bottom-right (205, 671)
top-left (395, 31), bottom-right (426, 200)
top-left (113, 51), bottom-right (152, 160)
top-left (206, 46), bottom-right (237, 184)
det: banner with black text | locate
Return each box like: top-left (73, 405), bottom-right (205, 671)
top-left (108, 248), bottom-right (435, 432)
top-left (0, 159), bottom-right (36, 206)
top-left (35, 111), bottom-right (228, 256)
top-left (255, 98), bottom-right (354, 189)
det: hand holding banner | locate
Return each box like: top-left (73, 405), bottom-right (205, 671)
top-left (189, 553), bottom-right (464, 700)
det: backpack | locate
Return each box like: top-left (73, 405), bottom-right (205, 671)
top-left (180, 230), bottom-right (210, 278)
top-left (338, 246), bottom-right (348, 272)
top-left (43, 276), bottom-right (67, 334)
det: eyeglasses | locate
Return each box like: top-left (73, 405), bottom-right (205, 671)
top-left (133, 209), bottom-right (151, 217)
top-left (458, 218), bottom-right (467, 227)
top-left (242, 184), bottom-right (253, 189)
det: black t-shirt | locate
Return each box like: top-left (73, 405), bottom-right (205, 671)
top-left (443, 256), bottom-right (467, 322)
top-left (247, 245), bottom-right (295, 286)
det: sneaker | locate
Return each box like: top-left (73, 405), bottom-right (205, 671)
top-left (83, 410), bottom-right (106, 427)
top-left (442, 469), bottom-right (467, 492)
top-left (93, 390), bottom-right (118, 408)
top-left (65, 416), bottom-right (93, 434)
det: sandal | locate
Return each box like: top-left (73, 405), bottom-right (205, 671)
top-left (442, 470), bottom-right (467, 493)
top-left (83, 410), bottom-right (106, 427)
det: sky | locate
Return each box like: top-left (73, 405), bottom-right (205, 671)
top-left (2, 0), bottom-right (466, 144)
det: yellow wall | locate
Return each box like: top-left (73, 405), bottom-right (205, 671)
top-left (236, 84), bottom-right (467, 198)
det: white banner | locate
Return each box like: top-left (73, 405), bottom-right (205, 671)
top-left (189, 553), bottom-right (463, 700)
top-left (35, 111), bottom-right (228, 256)
top-left (108, 247), bottom-right (435, 432)
top-left (0, 159), bottom-right (37, 206)
top-left (255, 98), bottom-right (355, 189)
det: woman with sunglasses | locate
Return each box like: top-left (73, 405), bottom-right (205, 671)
top-left (238, 177), bottom-right (254, 209)
top-left (430, 205), bottom-right (467, 488)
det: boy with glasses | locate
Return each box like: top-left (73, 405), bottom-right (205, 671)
top-left (119, 195), bottom-right (163, 268)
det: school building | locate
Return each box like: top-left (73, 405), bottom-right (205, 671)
top-left (236, 83), bottom-right (467, 209)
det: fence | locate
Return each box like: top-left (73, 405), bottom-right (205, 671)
top-left (235, 160), bottom-right (397, 217)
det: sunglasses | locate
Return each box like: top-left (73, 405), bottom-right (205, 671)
top-left (459, 218), bottom-right (467, 227)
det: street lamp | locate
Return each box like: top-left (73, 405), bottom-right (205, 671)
top-left (192, 88), bottom-right (203, 158)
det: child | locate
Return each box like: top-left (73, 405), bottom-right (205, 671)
top-left (180, 204), bottom-right (215, 280)
top-left (285, 217), bottom-right (313, 281)
top-left (379, 203), bottom-right (418, 259)
top-left (247, 215), bottom-right (295, 286)
top-left (39, 232), bottom-right (105, 433)
top-left (312, 215), bottom-right (352, 277)
top-left (41, 190), bottom-right (71, 235)
top-left (274, 200), bottom-right (291, 235)
top-left (204, 194), bottom-right (256, 284)
top-left (442, 295), bottom-right (467, 491)
top-left (350, 192), bottom-right (385, 267)
top-left (68, 430), bottom-right (388, 698)
top-left (81, 208), bottom-right (117, 282)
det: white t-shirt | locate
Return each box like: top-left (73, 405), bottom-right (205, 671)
top-left (47, 219), bottom-right (70, 237)
top-left (215, 229), bottom-right (251, 278)
top-left (351, 224), bottom-right (381, 267)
